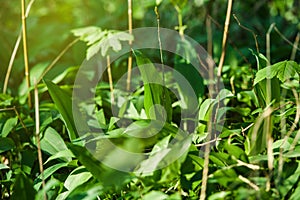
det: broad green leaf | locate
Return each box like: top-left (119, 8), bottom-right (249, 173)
top-left (44, 79), bottom-right (77, 141)
top-left (67, 143), bottom-right (131, 187)
top-left (1, 117), bottom-right (18, 137)
top-left (143, 191), bottom-right (169, 200)
top-left (64, 166), bottom-right (92, 191)
top-left (86, 40), bottom-right (102, 60)
top-left (254, 60), bottom-right (300, 85)
top-left (44, 149), bottom-right (73, 164)
top-left (0, 137), bottom-right (15, 153)
top-left (0, 93), bottom-right (13, 106)
top-left (40, 127), bottom-right (69, 155)
top-left (67, 143), bottom-right (103, 181)
top-left (72, 27), bottom-right (133, 59)
top-left (0, 163), bottom-right (9, 170)
top-left (65, 182), bottom-right (103, 200)
top-left (208, 191), bottom-right (231, 200)
top-left (34, 162), bottom-right (69, 190)
top-left (133, 50), bottom-right (172, 122)
top-left (252, 52), bottom-right (281, 107)
top-left (11, 173), bottom-right (37, 200)
top-left (71, 26), bottom-right (99, 38)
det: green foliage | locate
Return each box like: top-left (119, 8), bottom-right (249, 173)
top-left (1, 0), bottom-right (300, 199)
top-left (133, 50), bottom-right (172, 122)
top-left (72, 26), bottom-right (133, 59)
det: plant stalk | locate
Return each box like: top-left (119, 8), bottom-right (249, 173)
top-left (217, 0), bottom-right (233, 78)
top-left (107, 55), bottom-right (114, 104)
top-left (126, 0), bottom-right (133, 91)
top-left (34, 79), bottom-right (47, 200)
top-left (21, 0), bottom-right (32, 108)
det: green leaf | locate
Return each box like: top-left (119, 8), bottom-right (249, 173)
top-left (0, 163), bottom-right (9, 170)
top-left (143, 191), bottom-right (169, 200)
top-left (67, 143), bottom-right (131, 187)
top-left (0, 137), bottom-right (15, 153)
top-left (40, 127), bottom-right (69, 155)
top-left (133, 50), bottom-right (172, 122)
top-left (1, 117), bottom-right (18, 137)
top-left (64, 166), bottom-right (92, 191)
top-left (254, 60), bottom-right (300, 85)
top-left (67, 144), bottom-right (103, 181)
top-left (34, 163), bottom-right (69, 190)
top-left (44, 79), bottom-right (77, 141)
top-left (11, 173), bottom-right (37, 200)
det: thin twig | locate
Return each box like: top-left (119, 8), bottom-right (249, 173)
top-left (34, 78), bottom-right (47, 200)
top-left (238, 175), bottom-right (260, 191)
top-left (195, 137), bottom-right (221, 147)
top-left (37, 38), bottom-right (79, 83)
top-left (274, 26), bottom-right (300, 51)
top-left (21, 0), bottom-right (32, 108)
top-left (290, 32), bottom-right (300, 61)
top-left (0, 107), bottom-right (27, 132)
top-left (208, 15), bottom-right (249, 64)
top-left (126, 0), bottom-right (133, 91)
top-left (217, 0), bottom-right (233, 78)
top-left (233, 14), bottom-right (259, 53)
top-left (107, 55), bottom-right (114, 104)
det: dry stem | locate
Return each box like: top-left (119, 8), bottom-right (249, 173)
top-left (217, 0), bottom-right (233, 78)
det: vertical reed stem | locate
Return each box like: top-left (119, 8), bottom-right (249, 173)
top-left (107, 55), bottom-right (114, 104)
top-left (21, 0), bottom-right (32, 107)
top-left (126, 0), bottom-right (133, 91)
top-left (34, 79), bottom-right (47, 200)
top-left (217, 0), bottom-right (233, 78)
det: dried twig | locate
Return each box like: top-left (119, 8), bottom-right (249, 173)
top-left (21, 0), bottom-right (32, 107)
top-left (217, 0), bottom-right (233, 78)
top-left (107, 55), bottom-right (114, 104)
top-left (34, 79), bottom-right (47, 200)
top-left (126, 0), bottom-right (133, 91)
top-left (233, 14), bottom-right (259, 53)
top-left (37, 38), bottom-right (79, 84)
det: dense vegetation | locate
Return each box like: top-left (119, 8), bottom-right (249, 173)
top-left (1, 0), bottom-right (300, 199)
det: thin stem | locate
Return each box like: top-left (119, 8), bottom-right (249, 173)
top-left (290, 32), bottom-right (300, 61)
top-left (274, 26), bottom-right (300, 51)
top-left (233, 14), bottom-right (259, 53)
top-left (126, 0), bottom-right (133, 91)
top-left (206, 16), bottom-right (213, 56)
top-left (107, 55), bottom-right (114, 104)
top-left (266, 23), bottom-right (275, 65)
top-left (3, 34), bottom-right (21, 94)
top-left (155, 6), bottom-right (165, 85)
top-left (37, 38), bottom-right (79, 83)
top-left (217, 0), bottom-right (233, 78)
top-left (34, 79), bottom-right (47, 200)
top-left (208, 15), bottom-right (249, 64)
top-left (21, 0), bottom-right (32, 108)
